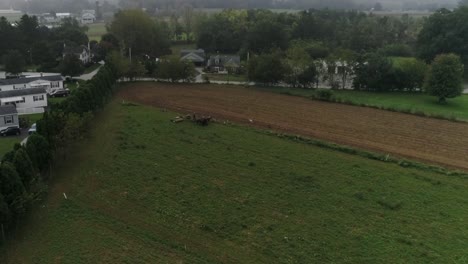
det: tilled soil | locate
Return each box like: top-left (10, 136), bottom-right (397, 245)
top-left (118, 83), bottom-right (468, 170)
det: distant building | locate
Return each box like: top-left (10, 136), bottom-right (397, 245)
top-left (180, 49), bottom-right (206, 66)
top-left (0, 75), bottom-right (64, 93)
top-left (63, 45), bottom-right (92, 64)
top-left (206, 55), bottom-right (241, 74)
top-left (81, 12), bottom-right (96, 24)
top-left (56, 13), bottom-right (72, 20)
top-left (81, 10), bottom-right (96, 24)
top-left (39, 13), bottom-right (59, 26)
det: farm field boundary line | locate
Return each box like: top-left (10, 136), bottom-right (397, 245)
top-left (117, 82), bottom-right (468, 171)
top-left (121, 79), bottom-right (465, 123)
top-left (269, 88), bottom-right (466, 123)
top-left (257, 130), bottom-right (468, 178)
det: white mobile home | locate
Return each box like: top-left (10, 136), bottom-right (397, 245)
top-left (0, 75), bottom-right (64, 93)
top-left (0, 105), bottom-right (19, 130)
top-left (0, 88), bottom-right (48, 115)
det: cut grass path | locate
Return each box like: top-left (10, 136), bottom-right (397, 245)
top-left (2, 98), bottom-right (467, 263)
top-left (257, 86), bottom-right (468, 121)
top-left (86, 23), bottom-right (106, 42)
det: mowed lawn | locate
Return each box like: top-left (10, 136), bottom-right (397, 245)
top-left (86, 23), bottom-right (106, 42)
top-left (258, 86), bottom-right (468, 121)
top-left (2, 99), bottom-right (467, 263)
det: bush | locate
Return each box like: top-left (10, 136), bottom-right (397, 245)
top-left (315, 89), bottom-right (333, 101)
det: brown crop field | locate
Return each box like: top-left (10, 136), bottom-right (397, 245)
top-left (118, 82), bottom-right (468, 170)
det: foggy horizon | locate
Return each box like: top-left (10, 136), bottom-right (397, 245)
top-left (0, 0), bottom-right (462, 14)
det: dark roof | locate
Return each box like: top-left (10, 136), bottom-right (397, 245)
top-left (0, 88), bottom-right (47, 98)
top-left (180, 49), bottom-right (206, 63)
top-left (0, 105), bottom-right (17, 116)
top-left (0, 75), bottom-right (63, 86)
top-left (207, 55), bottom-right (241, 67)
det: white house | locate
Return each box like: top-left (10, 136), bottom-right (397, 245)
top-left (0, 75), bottom-right (64, 94)
top-left (0, 105), bottom-right (19, 130)
top-left (81, 12), bottom-right (96, 24)
top-left (63, 45), bottom-right (91, 64)
top-left (0, 88), bottom-right (48, 115)
top-left (56, 13), bottom-right (72, 20)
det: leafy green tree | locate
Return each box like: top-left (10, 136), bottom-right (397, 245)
top-left (248, 52), bottom-right (286, 85)
top-left (156, 56), bottom-right (196, 82)
top-left (246, 12), bottom-right (289, 53)
top-left (13, 148), bottom-right (36, 189)
top-left (393, 57), bottom-right (428, 91)
top-left (284, 42), bottom-right (314, 87)
top-left (297, 64), bottom-right (318, 88)
top-left (109, 9), bottom-right (170, 58)
top-left (53, 18), bottom-right (89, 50)
top-left (0, 192), bottom-right (10, 225)
top-left (353, 53), bottom-right (394, 91)
top-left (0, 162), bottom-right (27, 216)
top-left (126, 61), bottom-right (147, 80)
top-left (106, 51), bottom-right (130, 78)
top-left (3, 50), bottom-right (26, 75)
top-left (425, 54), bottom-right (464, 103)
top-left (333, 49), bottom-right (357, 89)
top-left (417, 8), bottom-right (468, 64)
top-left (60, 54), bottom-right (84, 77)
top-left (26, 134), bottom-right (51, 172)
top-left (195, 10), bottom-right (247, 53)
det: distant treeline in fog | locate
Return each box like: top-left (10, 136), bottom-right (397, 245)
top-left (0, 0), bottom-right (460, 13)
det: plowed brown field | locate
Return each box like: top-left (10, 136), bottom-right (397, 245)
top-left (118, 83), bottom-right (468, 170)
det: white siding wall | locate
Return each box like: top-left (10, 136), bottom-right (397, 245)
top-left (15, 93), bottom-right (48, 109)
top-left (0, 114), bottom-right (19, 130)
top-left (0, 93), bottom-right (48, 115)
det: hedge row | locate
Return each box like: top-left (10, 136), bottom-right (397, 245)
top-left (0, 63), bottom-right (119, 242)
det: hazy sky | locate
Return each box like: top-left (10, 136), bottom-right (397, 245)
top-left (0, 0), bottom-right (461, 12)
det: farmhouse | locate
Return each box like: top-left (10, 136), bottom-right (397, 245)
top-left (0, 75), bottom-right (64, 93)
top-left (0, 105), bottom-right (19, 130)
top-left (180, 49), bottom-right (206, 66)
top-left (63, 45), bottom-right (92, 64)
top-left (206, 55), bottom-right (241, 73)
top-left (0, 88), bottom-right (48, 115)
top-left (81, 11), bottom-right (96, 24)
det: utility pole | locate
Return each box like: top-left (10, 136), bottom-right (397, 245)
top-left (129, 47), bottom-right (132, 63)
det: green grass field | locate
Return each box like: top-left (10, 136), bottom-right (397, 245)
top-left (0, 113), bottom-right (43, 157)
top-left (86, 23), bottom-right (107, 42)
top-left (204, 73), bottom-right (248, 82)
top-left (256, 86), bottom-right (468, 121)
top-left (2, 97), bottom-right (467, 263)
top-left (0, 137), bottom-right (21, 157)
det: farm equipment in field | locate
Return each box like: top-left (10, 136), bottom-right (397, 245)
top-left (171, 114), bottom-right (212, 126)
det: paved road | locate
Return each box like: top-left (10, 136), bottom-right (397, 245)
top-left (75, 61), bottom-right (105, 81)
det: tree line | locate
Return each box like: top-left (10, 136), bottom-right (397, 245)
top-left (0, 15), bottom-right (89, 74)
top-left (0, 59), bottom-right (120, 243)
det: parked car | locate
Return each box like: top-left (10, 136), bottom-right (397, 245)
top-left (0, 126), bottom-right (21, 136)
top-left (49, 89), bottom-right (70, 98)
top-left (28, 123), bottom-right (37, 135)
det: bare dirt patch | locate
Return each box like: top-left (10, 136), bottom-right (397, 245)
top-left (118, 83), bottom-right (468, 170)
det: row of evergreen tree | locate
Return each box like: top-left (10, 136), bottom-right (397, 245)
top-left (0, 63), bottom-right (119, 242)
